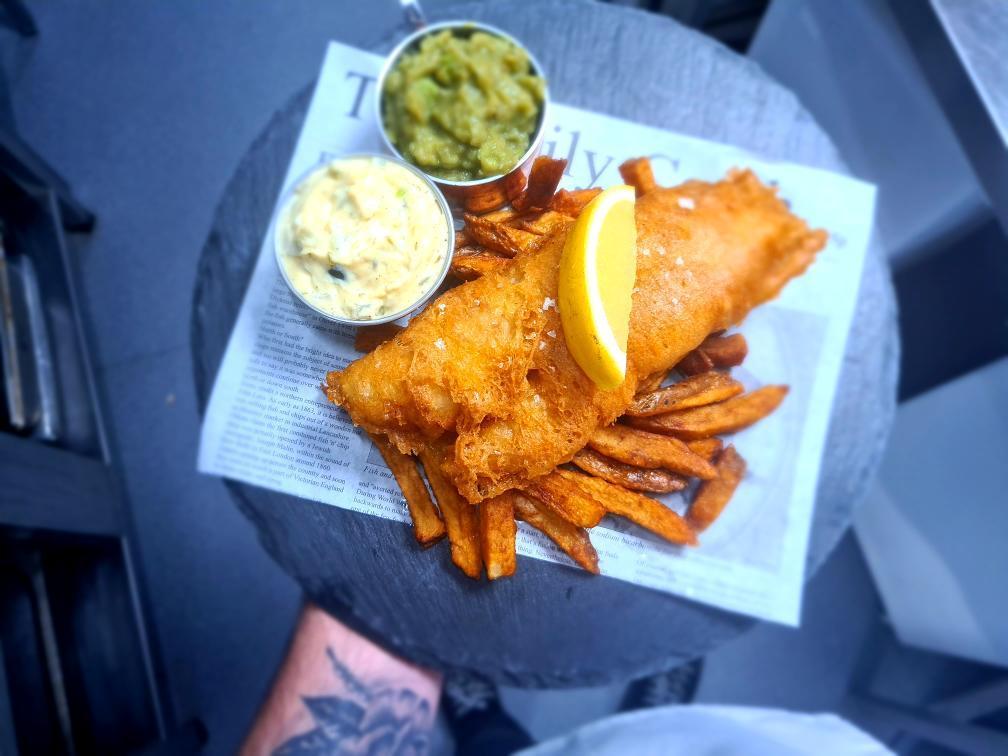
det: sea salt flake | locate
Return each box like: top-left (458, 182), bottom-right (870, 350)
top-left (542, 297), bottom-right (556, 311)
top-left (474, 298), bottom-right (481, 306)
top-left (434, 338), bottom-right (446, 351)
top-left (533, 394), bottom-right (542, 405)
top-left (678, 197), bottom-right (695, 210)
top-left (539, 341), bottom-right (546, 350)
top-left (547, 330), bottom-right (556, 338)
top-left (438, 303), bottom-right (446, 313)
top-left (675, 256), bottom-right (684, 266)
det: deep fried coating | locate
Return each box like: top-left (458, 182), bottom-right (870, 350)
top-left (326, 170), bottom-right (825, 502)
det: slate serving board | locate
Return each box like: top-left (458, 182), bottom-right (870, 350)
top-left (191, 0), bottom-right (898, 687)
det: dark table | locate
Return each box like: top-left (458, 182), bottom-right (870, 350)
top-left (192, 0), bottom-right (898, 687)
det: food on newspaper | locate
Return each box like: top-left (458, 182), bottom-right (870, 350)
top-left (325, 157), bottom-right (827, 579)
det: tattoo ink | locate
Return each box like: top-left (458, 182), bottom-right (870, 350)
top-left (273, 646), bottom-right (433, 755)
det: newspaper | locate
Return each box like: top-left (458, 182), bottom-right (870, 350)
top-left (197, 41), bottom-right (875, 625)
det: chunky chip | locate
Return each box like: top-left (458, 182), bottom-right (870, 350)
top-left (627, 385), bottom-right (789, 439)
top-left (550, 187), bottom-right (602, 217)
top-left (589, 425), bottom-right (716, 479)
top-left (677, 333), bottom-right (748, 375)
top-left (513, 492), bottom-right (600, 574)
top-left (480, 207), bottom-right (519, 224)
top-left (450, 250), bottom-right (509, 281)
top-left (354, 323), bottom-right (405, 354)
top-left (675, 348), bottom-right (715, 376)
top-left (512, 156), bottom-right (567, 212)
top-left (571, 448), bottom-right (687, 494)
top-left (504, 166), bottom-right (528, 204)
top-left (688, 445), bottom-right (747, 532)
top-left (462, 185), bottom-right (509, 214)
top-left (522, 469), bottom-right (607, 527)
top-left (479, 493), bottom-right (518, 580)
top-left (463, 214), bottom-right (542, 257)
top-left (517, 210), bottom-right (572, 237)
top-left (686, 437), bottom-right (724, 462)
top-left (418, 449), bottom-right (482, 579)
top-left (626, 372), bottom-right (744, 416)
top-left (572, 473), bottom-right (697, 546)
top-left (618, 157), bottom-right (657, 196)
top-left (370, 434), bottom-right (445, 546)
top-left (636, 370), bottom-right (668, 395)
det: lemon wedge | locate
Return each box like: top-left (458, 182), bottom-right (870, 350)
top-left (558, 185), bottom-right (637, 389)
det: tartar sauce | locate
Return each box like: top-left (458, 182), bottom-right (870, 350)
top-left (276, 156), bottom-right (450, 321)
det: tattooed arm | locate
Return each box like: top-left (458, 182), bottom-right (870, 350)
top-left (241, 603), bottom-right (442, 756)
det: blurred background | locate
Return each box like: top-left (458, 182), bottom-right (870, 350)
top-left (1, 0), bottom-right (1005, 753)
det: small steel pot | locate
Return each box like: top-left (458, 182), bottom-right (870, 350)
top-left (272, 153), bottom-right (455, 326)
top-left (374, 20), bottom-right (550, 214)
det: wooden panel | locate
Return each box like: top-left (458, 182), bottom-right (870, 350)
top-left (0, 435), bottom-right (120, 536)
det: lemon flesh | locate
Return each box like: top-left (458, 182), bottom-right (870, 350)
top-left (558, 185), bottom-right (638, 389)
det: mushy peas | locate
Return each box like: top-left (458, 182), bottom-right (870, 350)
top-left (276, 156), bottom-right (450, 321)
top-left (382, 30), bottom-right (546, 181)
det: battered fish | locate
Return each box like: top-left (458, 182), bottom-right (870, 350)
top-left (325, 170), bottom-right (826, 502)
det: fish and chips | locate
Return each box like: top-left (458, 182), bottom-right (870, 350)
top-left (325, 156), bottom-right (826, 579)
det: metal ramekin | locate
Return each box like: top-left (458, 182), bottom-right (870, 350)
top-left (375, 20), bottom-right (550, 213)
top-left (272, 153), bottom-right (455, 326)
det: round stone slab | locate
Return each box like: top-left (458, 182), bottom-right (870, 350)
top-left (191, 0), bottom-right (898, 687)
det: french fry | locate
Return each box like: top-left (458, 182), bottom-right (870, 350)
top-left (627, 385), bottom-right (788, 439)
top-left (626, 372), bottom-right (744, 416)
top-left (675, 348), bottom-right (714, 376)
top-left (619, 157), bottom-right (657, 196)
top-left (370, 435), bottom-right (445, 546)
top-left (354, 323), bottom-right (405, 353)
top-left (550, 187), bottom-right (601, 217)
top-left (418, 449), bottom-right (482, 579)
top-left (700, 333), bottom-right (748, 368)
top-left (573, 473), bottom-right (697, 546)
top-left (636, 370), bottom-right (668, 395)
top-left (522, 469), bottom-right (607, 527)
top-left (688, 445), bottom-right (746, 532)
top-left (479, 493), bottom-right (517, 580)
top-left (463, 185), bottom-right (508, 214)
top-left (571, 448), bottom-right (687, 494)
top-left (677, 333), bottom-right (748, 375)
top-left (512, 156), bottom-right (567, 212)
top-left (513, 492), bottom-right (600, 573)
top-left (517, 210), bottom-right (572, 237)
top-left (463, 214), bottom-right (541, 257)
top-left (481, 207), bottom-right (519, 224)
top-left (450, 250), bottom-right (508, 280)
top-left (589, 425), bottom-right (716, 479)
top-left (504, 168), bottom-right (528, 204)
top-left (686, 437), bottom-right (723, 462)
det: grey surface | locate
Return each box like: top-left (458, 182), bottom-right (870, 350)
top-left (5, 1), bottom-right (406, 751)
top-left (192, 0), bottom-right (899, 687)
top-left (750, 0), bottom-right (989, 267)
top-left (893, 0), bottom-right (1008, 239)
top-left (933, 0), bottom-right (1008, 146)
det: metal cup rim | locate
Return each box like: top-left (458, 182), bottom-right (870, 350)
top-left (272, 152), bottom-right (455, 326)
top-left (374, 19), bottom-right (551, 188)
